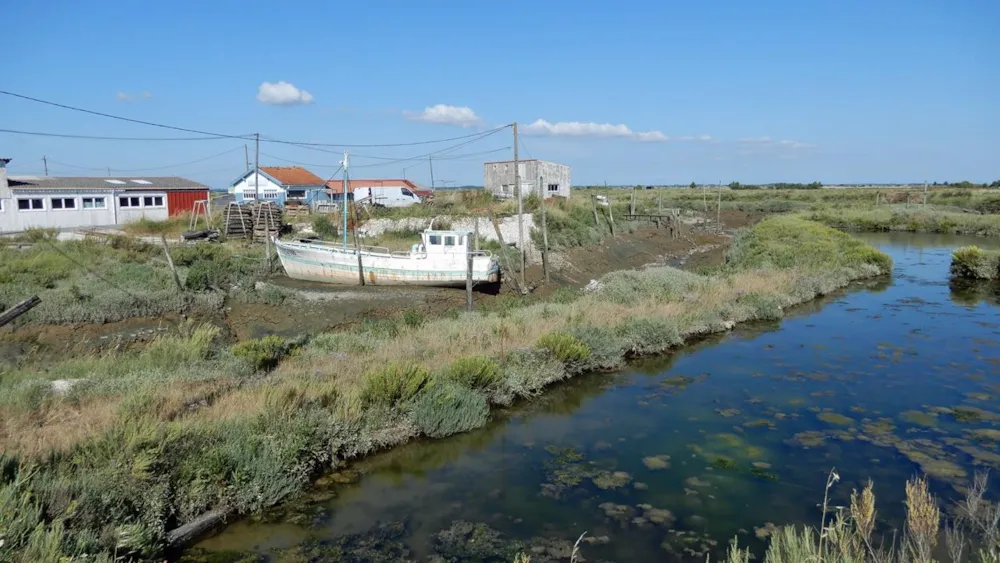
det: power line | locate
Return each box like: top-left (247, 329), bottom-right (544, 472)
top-left (0, 128), bottom-right (247, 142)
top-left (0, 90), bottom-right (249, 139)
top-left (45, 146), bottom-right (245, 173)
top-left (0, 89), bottom-right (513, 148)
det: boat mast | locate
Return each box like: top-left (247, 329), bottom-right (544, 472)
top-left (342, 150), bottom-right (349, 249)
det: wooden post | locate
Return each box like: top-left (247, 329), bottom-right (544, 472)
top-left (716, 189), bottom-right (722, 234)
top-left (0, 296), bottom-right (41, 328)
top-left (474, 217), bottom-right (480, 251)
top-left (539, 175), bottom-right (550, 283)
top-left (658, 190), bottom-right (662, 213)
top-left (608, 197), bottom-right (616, 237)
top-left (160, 235), bottom-right (183, 291)
top-left (923, 181), bottom-right (928, 205)
top-left (490, 213), bottom-right (524, 295)
top-left (352, 202), bottom-right (365, 286)
top-left (466, 250), bottom-right (474, 312)
top-left (630, 187), bottom-right (636, 216)
top-left (591, 195), bottom-right (600, 227)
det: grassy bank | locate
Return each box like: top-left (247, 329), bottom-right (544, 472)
top-left (0, 235), bottom-right (274, 326)
top-left (0, 217), bottom-right (892, 560)
top-left (951, 246), bottom-right (1000, 280)
top-left (803, 206), bottom-right (1000, 237)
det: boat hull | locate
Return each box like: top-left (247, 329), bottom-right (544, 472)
top-left (274, 239), bottom-right (501, 287)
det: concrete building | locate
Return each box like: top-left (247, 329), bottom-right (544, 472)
top-left (483, 159), bottom-right (571, 199)
top-left (228, 166), bottom-right (327, 205)
top-left (0, 159), bottom-right (208, 233)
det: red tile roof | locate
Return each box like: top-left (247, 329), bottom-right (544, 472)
top-left (325, 178), bottom-right (424, 195)
top-left (259, 166), bottom-right (325, 186)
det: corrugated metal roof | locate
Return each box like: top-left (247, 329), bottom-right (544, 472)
top-left (7, 176), bottom-right (208, 190)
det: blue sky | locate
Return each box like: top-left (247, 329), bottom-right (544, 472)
top-left (2, 0), bottom-right (997, 187)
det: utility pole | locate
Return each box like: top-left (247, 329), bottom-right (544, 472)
top-left (254, 133), bottom-right (260, 200)
top-left (42, 156), bottom-right (48, 176)
top-left (513, 122), bottom-right (524, 292)
top-left (429, 156), bottom-right (435, 188)
top-left (244, 145), bottom-right (250, 171)
top-left (342, 151), bottom-right (350, 249)
top-left (107, 167), bottom-right (111, 177)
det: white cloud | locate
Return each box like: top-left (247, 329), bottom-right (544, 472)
top-left (739, 136), bottom-right (811, 149)
top-left (115, 91), bottom-right (152, 102)
top-left (406, 104), bottom-right (483, 127)
top-left (679, 134), bottom-right (713, 142)
top-left (523, 119), bottom-right (669, 142)
top-left (739, 136), bottom-right (772, 144)
top-left (257, 81), bottom-right (314, 106)
top-left (778, 139), bottom-right (812, 149)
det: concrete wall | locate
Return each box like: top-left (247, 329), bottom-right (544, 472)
top-left (484, 160), bottom-right (571, 198)
top-left (0, 191), bottom-right (169, 233)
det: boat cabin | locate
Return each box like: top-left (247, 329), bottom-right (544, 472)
top-left (411, 229), bottom-right (474, 255)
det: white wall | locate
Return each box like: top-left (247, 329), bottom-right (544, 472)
top-left (230, 173), bottom-right (284, 201)
top-left (0, 191), bottom-right (168, 233)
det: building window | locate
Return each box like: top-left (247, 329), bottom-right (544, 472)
top-left (83, 197), bottom-right (107, 209)
top-left (51, 197), bottom-right (77, 210)
top-left (17, 198), bottom-right (44, 211)
top-left (242, 190), bottom-right (257, 199)
top-left (143, 195), bottom-right (164, 207)
top-left (548, 184), bottom-right (559, 193)
top-left (287, 189), bottom-right (305, 198)
top-left (119, 196), bottom-right (141, 208)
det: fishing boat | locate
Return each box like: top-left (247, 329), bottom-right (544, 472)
top-left (274, 225), bottom-right (500, 287)
top-left (273, 151), bottom-right (500, 287)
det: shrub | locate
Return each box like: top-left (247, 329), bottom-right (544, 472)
top-left (570, 325), bottom-right (626, 371)
top-left (307, 332), bottom-right (375, 354)
top-left (536, 332), bottom-right (591, 364)
top-left (360, 363), bottom-right (431, 408)
top-left (231, 335), bottom-right (292, 371)
top-left (951, 246), bottom-right (1000, 280)
top-left (445, 356), bottom-right (502, 391)
top-left (496, 348), bottom-right (568, 404)
top-left (548, 287), bottom-right (580, 304)
top-left (616, 317), bottom-right (682, 355)
top-left (402, 309), bottom-right (425, 328)
top-left (312, 215), bottom-right (338, 239)
top-left (358, 318), bottom-right (400, 339)
top-left (408, 381), bottom-right (489, 438)
top-left (595, 267), bottom-right (705, 305)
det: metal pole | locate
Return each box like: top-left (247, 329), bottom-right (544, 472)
top-left (342, 151), bottom-right (350, 249)
top-left (42, 156), bottom-right (48, 176)
top-left (514, 122), bottom-right (524, 292)
top-left (254, 133), bottom-right (260, 200)
top-left (429, 156), bottom-right (435, 189)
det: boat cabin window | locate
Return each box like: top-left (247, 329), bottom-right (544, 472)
top-left (428, 235), bottom-right (441, 245)
top-left (444, 236), bottom-right (455, 247)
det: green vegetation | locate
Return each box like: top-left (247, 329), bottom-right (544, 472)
top-left (803, 207), bottom-right (1000, 237)
top-left (951, 246), bottom-right (1000, 280)
top-left (0, 218), bottom-right (895, 559)
top-left (311, 214), bottom-right (338, 239)
top-left (0, 237), bottom-right (273, 325)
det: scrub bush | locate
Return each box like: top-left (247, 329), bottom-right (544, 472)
top-left (409, 382), bottom-right (489, 438)
top-left (360, 364), bottom-right (431, 408)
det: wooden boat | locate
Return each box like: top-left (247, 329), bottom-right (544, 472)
top-left (273, 226), bottom-right (500, 287)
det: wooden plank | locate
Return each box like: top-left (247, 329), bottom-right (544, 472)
top-left (0, 296), bottom-right (41, 328)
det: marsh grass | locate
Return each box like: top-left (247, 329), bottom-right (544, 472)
top-left (0, 217), bottom-right (897, 559)
top-left (803, 206), bottom-right (1000, 237)
top-left (951, 246), bottom-right (1000, 280)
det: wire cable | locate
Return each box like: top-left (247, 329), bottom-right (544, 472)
top-left (0, 89), bottom-right (513, 148)
top-left (46, 146), bottom-right (246, 174)
top-left (0, 128), bottom-right (249, 142)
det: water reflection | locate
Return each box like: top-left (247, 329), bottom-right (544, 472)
top-left (193, 232), bottom-right (1000, 563)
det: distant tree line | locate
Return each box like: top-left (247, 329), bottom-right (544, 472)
top-left (726, 181), bottom-right (822, 190)
top-left (932, 180), bottom-right (1000, 189)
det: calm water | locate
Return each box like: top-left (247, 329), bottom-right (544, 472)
top-left (193, 232), bottom-right (1000, 562)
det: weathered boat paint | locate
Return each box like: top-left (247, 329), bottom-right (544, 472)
top-left (274, 229), bottom-right (501, 287)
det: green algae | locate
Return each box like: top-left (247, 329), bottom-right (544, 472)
top-left (817, 412), bottom-right (855, 426)
top-left (901, 410), bottom-right (938, 427)
top-left (592, 470), bottom-right (634, 490)
top-left (642, 454), bottom-right (671, 470)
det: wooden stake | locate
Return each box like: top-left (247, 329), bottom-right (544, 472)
top-left (160, 235), bottom-right (183, 291)
top-left (490, 213), bottom-right (524, 295)
top-left (716, 189), bottom-right (722, 234)
top-left (608, 196), bottom-right (616, 237)
top-left (630, 187), bottom-right (636, 215)
top-left (474, 217), bottom-right (480, 251)
top-left (466, 249), bottom-right (474, 312)
top-left (591, 195), bottom-right (600, 227)
top-left (658, 190), bottom-right (662, 213)
top-left (352, 202), bottom-right (365, 285)
top-left (539, 175), bottom-right (550, 283)
top-left (0, 295), bottom-right (41, 328)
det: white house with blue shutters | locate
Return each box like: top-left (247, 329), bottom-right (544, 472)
top-left (228, 166), bottom-right (329, 206)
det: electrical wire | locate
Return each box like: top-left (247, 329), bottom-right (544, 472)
top-left (0, 89), bottom-right (513, 148)
top-left (46, 146), bottom-right (245, 173)
top-left (0, 128), bottom-right (248, 142)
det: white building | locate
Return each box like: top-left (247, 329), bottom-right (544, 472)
top-left (483, 159), bottom-right (571, 199)
top-left (0, 158), bottom-right (208, 233)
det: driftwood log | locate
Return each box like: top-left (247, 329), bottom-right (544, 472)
top-left (165, 508), bottom-right (231, 548)
top-left (0, 296), bottom-right (41, 328)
